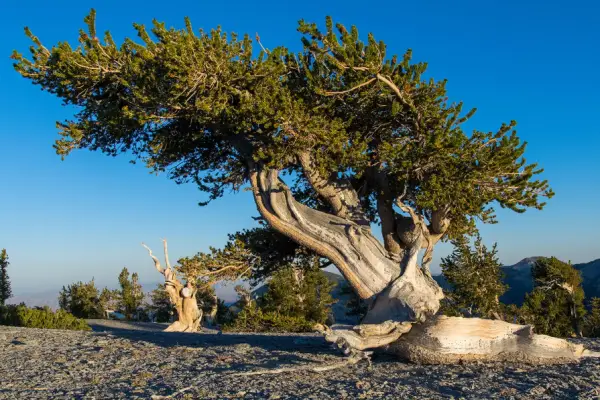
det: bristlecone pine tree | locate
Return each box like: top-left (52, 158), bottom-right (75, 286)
top-left (440, 235), bottom-right (507, 319)
top-left (117, 267), bottom-right (145, 319)
top-left (12, 10), bottom-right (598, 363)
top-left (0, 249), bottom-right (12, 306)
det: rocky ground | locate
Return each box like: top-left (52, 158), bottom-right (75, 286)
top-left (1, 321), bottom-right (599, 399)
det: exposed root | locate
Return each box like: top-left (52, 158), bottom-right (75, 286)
top-left (316, 317), bottom-right (595, 365)
top-left (582, 350), bottom-right (600, 358)
top-left (314, 321), bottom-right (412, 353)
top-left (389, 316), bottom-right (591, 364)
top-left (151, 386), bottom-right (194, 399)
top-left (232, 352), bottom-right (371, 376)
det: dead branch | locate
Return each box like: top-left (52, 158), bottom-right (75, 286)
top-left (232, 353), bottom-right (369, 376)
top-left (324, 77), bottom-right (376, 96)
top-left (142, 242), bottom-right (164, 274)
top-left (162, 238), bottom-right (172, 272)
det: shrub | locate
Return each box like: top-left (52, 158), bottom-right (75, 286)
top-left (223, 302), bottom-right (314, 333)
top-left (148, 285), bottom-right (174, 323)
top-left (58, 279), bottom-right (104, 319)
top-left (0, 304), bottom-right (90, 331)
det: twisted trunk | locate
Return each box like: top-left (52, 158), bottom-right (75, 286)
top-left (249, 164), bottom-right (597, 364)
top-left (249, 165), bottom-right (441, 322)
top-left (162, 279), bottom-right (202, 333)
top-left (142, 242), bottom-right (202, 332)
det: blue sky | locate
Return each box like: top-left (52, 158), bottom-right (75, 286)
top-left (1, 0), bottom-right (599, 298)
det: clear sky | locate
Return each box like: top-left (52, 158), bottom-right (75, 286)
top-left (1, 0), bottom-right (599, 298)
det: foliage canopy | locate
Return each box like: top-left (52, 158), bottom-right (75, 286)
top-left (13, 10), bottom-right (553, 251)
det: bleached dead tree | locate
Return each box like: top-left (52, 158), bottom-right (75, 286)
top-left (13, 11), bottom-right (598, 362)
top-left (142, 240), bottom-right (201, 332)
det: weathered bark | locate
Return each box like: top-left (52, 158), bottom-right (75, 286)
top-left (142, 241), bottom-right (202, 332)
top-left (362, 247), bottom-right (444, 324)
top-left (249, 163), bottom-right (597, 364)
top-left (389, 316), bottom-right (598, 364)
top-left (249, 165), bottom-right (401, 300)
top-left (319, 316), bottom-right (599, 364)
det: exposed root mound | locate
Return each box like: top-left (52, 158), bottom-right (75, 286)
top-left (390, 316), bottom-right (591, 364)
top-left (319, 316), bottom-right (599, 365)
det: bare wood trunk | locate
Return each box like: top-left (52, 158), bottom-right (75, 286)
top-left (249, 164), bottom-right (597, 364)
top-left (142, 242), bottom-right (202, 332)
top-left (389, 316), bottom-right (597, 364)
top-left (362, 247), bottom-right (444, 324)
top-left (250, 167), bottom-right (402, 297)
top-left (163, 285), bottom-right (202, 333)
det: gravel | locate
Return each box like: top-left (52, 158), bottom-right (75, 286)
top-left (1, 321), bottom-right (599, 399)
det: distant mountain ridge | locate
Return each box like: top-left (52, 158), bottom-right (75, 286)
top-left (433, 257), bottom-right (600, 305)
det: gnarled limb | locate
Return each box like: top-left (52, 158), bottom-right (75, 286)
top-left (249, 163), bottom-right (400, 300)
top-left (297, 151), bottom-right (367, 225)
top-left (315, 321), bottom-right (412, 352)
top-left (317, 316), bottom-right (598, 365)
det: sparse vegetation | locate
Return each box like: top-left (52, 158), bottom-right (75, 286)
top-left (584, 298), bottom-right (600, 337)
top-left (0, 304), bottom-right (90, 330)
top-left (223, 302), bottom-right (315, 333)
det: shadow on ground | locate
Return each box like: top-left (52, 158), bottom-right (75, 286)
top-left (87, 319), bottom-right (335, 355)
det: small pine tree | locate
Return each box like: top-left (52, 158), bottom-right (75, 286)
top-left (148, 284), bottom-right (174, 323)
top-left (58, 279), bottom-right (103, 319)
top-left (584, 298), bottom-right (600, 338)
top-left (196, 284), bottom-right (218, 324)
top-left (440, 235), bottom-right (507, 319)
top-left (117, 268), bottom-right (145, 319)
top-left (260, 260), bottom-right (336, 324)
top-left (99, 287), bottom-right (120, 312)
top-left (521, 257), bottom-right (586, 337)
top-left (0, 249), bottom-right (13, 306)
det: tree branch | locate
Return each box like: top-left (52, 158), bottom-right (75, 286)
top-left (142, 243), bottom-right (164, 274)
top-left (297, 151), bottom-right (367, 225)
top-left (323, 77), bottom-right (376, 96)
top-left (162, 239), bottom-right (172, 272)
